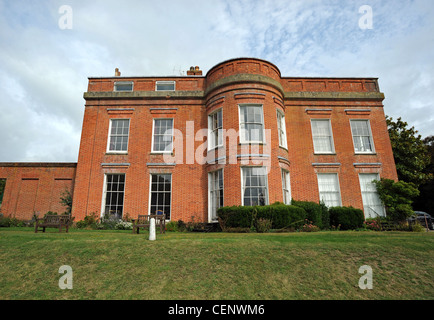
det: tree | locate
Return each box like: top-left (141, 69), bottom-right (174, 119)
top-left (0, 179), bottom-right (5, 210)
top-left (413, 136), bottom-right (434, 214)
top-left (60, 189), bottom-right (73, 215)
top-left (386, 116), bottom-right (432, 187)
top-left (373, 178), bottom-right (419, 222)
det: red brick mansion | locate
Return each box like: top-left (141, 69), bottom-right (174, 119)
top-left (0, 58), bottom-right (397, 222)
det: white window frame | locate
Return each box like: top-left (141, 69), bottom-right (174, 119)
top-left (276, 109), bottom-right (288, 149)
top-left (106, 119), bottom-right (130, 153)
top-left (317, 173), bottom-right (342, 208)
top-left (350, 119), bottom-right (376, 154)
top-left (311, 119), bottom-right (335, 154)
top-left (151, 118), bottom-right (174, 153)
top-left (281, 169), bottom-right (291, 205)
top-left (114, 81), bottom-right (133, 92)
top-left (358, 173), bottom-right (386, 218)
top-left (101, 173), bottom-right (126, 219)
top-left (238, 104), bottom-right (265, 144)
top-left (155, 81), bottom-right (175, 91)
top-left (148, 173), bottom-right (172, 221)
top-left (208, 109), bottom-right (223, 150)
top-left (240, 167), bottom-right (269, 206)
top-left (208, 169), bottom-right (224, 222)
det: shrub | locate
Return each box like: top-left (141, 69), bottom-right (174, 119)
top-left (75, 212), bottom-right (99, 229)
top-left (329, 206), bottom-right (365, 230)
top-left (217, 204), bottom-right (307, 232)
top-left (217, 206), bottom-right (255, 230)
top-left (300, 220), bottom-right (321, 232)
top-left (291, 200), bottom-right (323, 229)
top-left (177, 220), bottom-right (187, 232)
top-left (0, 214), bottom-right (26, 227)
top-left (165, 221), bottom-right (178, 232)
top-left (364, 218), bottom-right (382, 231)
top-left (114, 220), bottom-right (133, 230)
top-left (319, 201), bottom-right (330, 229)
top-left (255, 218), bottom-right (272, 233)
top-left (373, 178), bottom-right (419, 222)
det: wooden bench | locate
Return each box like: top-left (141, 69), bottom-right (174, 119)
top-left (132, 213), bottom-right (166, 234)
top-left (35, 214), bottom-right (71, 233)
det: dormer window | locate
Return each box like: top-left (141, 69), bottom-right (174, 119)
top-left (114, 81), bottom-right (133, 92)
top-left (156, 81), bottom-right (175, 91)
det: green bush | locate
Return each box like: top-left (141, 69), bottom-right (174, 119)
top-left (373, 178), bottom-right (419, 222)
top-left (217, 204), bottom-right (307, 231)
top-left (217, 206), bottom-right (255, 229)
top-left (291, 200), bottom-right (324, 229)
top-left (0, 214), bottom-right (26, 227)
top-left (319, 202), bottom-right (330, 229)
top-left (254, 218), bottom-right (272, 233)
top-left (165, 221), bottom-right (178, 232)
top-left (329, 206), bottom-right (365, 230)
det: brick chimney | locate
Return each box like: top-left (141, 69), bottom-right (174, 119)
top-left (187, 66), bottom-right (202, 76)
top-left (115, 68), bottom-right (121, 76)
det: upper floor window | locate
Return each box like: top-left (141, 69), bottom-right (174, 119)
top-left (156, 81), bottom-right (175, 91)
top-left (239, 105), bottom-right (264, 143)
top-left (311, 119), bottom-right (335, 153)
top-left (107, 119), bottom-right (130, 153)
top-left (350, 120), bottom-right (375, 153)
top-left (208, 109), bottom-right (223, 149)
top-left (114, 81), bottom-right (133, 92)
top-left (276, 110), bottom-right (287, 148)
top-left (152, 119), bottom-right (174, 153)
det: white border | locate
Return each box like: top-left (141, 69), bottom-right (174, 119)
top-left (155, 81), bottom-right (176, 91)
top-left (349, 119), bottom-right (376, 154)
top-left (238, 104), bottom-right (265, 144)
top-left (151, 118), bottom-right (174, 153)
top-left (106, 118), bottom-right (130, 154)
top-left (310, 118), bottom-right (336, 154)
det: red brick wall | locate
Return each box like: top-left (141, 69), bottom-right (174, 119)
top-left (0, 164), bottom-right (76, 220)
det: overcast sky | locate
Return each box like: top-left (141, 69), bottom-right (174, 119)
top-left (0, 0), bottom-right (433, 162)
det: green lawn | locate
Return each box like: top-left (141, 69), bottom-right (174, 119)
top-left (0, 228), bottom-right (433, 300)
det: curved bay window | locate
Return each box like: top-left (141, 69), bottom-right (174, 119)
top-left (241, 167), bottom-right (268, 206)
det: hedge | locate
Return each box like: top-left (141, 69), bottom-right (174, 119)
top-left (291, 200), bottom-right (325, 229)
top-left (217, 204), bottom-right (307, 230)
top-left (329, 206), bottom-right (365, 230)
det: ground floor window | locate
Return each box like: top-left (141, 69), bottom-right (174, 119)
top-left (242, 167), bottom-right (268, 206)
top-left (209, 169), bottom-right (223, 221)
top-left (150, 174), bottom-right (172, 220)
top-left (317, 173), bottom-right (341, 207)
top-left (0, 179), bottom-right (6, 209)
top-left (103, 174), bottom-right (125, 219)
top-left (281, 169), bottom-right (291, 205)
top-left (359, 173), bottom-right (385, 218)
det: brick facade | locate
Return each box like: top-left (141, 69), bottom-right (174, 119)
top-left (0, 58), bottom-right (397, 222)
top-left (0, 163), bottom-right (76, 220)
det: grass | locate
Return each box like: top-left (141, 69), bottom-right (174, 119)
top-left (0, 227), bottom-right (433, 300)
